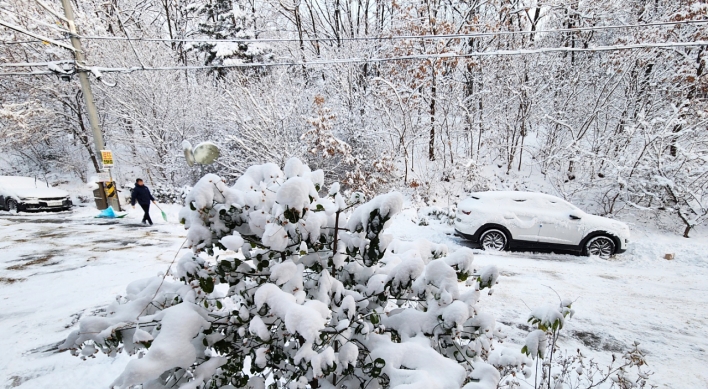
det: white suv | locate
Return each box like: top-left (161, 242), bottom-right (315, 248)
top-left (454, 191), bottom-right (629, 258)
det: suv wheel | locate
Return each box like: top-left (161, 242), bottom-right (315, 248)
top-left (584, 236), bottom-right (615, 259)
top-left (479, 229), bottom-right (508, 251)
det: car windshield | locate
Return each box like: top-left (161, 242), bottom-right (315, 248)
top-left (0, 177), bottom-right (48, 189)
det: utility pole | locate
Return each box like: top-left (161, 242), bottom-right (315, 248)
top-left (60, 0), bottom-right (105, 156)
top-left (60, 0), bottom-right (117, 210)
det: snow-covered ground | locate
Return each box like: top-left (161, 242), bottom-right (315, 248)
top-left (1, 205), bottom-right (707, 388)
top-left (390, 209), bottom-right (708, 388)
top-left (0, 204), bottom-right (186, 388)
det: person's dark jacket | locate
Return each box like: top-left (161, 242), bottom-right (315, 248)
top-left (131, 185), bottom-right (155, 206)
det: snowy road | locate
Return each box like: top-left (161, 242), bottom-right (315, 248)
top-left (1, 207), bottom-right (707, 388)
top-left (0, 207), bottom-right (187, 388)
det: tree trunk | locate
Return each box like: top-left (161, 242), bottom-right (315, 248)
top-left (683, 225), bottom-right (691, 238)
top-left (429, 69), bottom-right (437, 161)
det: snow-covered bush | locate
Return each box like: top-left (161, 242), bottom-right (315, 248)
top-left (61, 158), bottom-right (513, 389)
top-left (516, 299), bottom-right (653, 389)
top-left (418, 206), bottom-right (457, 226)
top-left (150, 185), bottom-right (193, 205)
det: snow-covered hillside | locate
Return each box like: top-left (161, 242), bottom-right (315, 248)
top-left (1, 203), bottom-right (706, 388)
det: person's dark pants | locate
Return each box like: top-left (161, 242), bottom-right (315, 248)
top-left (139, 203), bottom-right (153, 225)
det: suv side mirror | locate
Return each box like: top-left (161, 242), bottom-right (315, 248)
top-left (569, 214), bottom-right (582, 220)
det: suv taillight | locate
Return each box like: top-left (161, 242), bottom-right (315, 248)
top-left (461, 210), bottom-right (471, 215)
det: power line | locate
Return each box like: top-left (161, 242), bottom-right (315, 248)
top-left (0, 70), bottom-right (54, 75)
top-left (0, 7), bottom-right (69, 35)
top-left (75, 19), bottom-right (708, 44)
top-left (83, 41), bottom-right (708, 72)
top-left (0, 39), bottom-right (59, 44)
top-left (1, 18), bottom-right (703, 48)
top-left (1, 40), bottom-right (706, 77)
top-left (0, 19), bottom-right (74, 51)
top-left (0, 60), bottom-right (72, 67)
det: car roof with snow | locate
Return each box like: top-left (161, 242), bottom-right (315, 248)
top-left (0, 176), bottom-right (46, 187)
top-left (462, 191), bottom-right (580, 210)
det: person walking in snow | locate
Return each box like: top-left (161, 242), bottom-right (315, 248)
top-left (130, 178), bottom-right (156, 225)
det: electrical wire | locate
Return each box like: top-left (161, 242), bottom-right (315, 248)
top-left (0, 7), bottom-right (70, 34)
top-left (75, 19), bottom-right (708, 44)
top-left (1, 18), bottom-right (703, 49)
top-left (0, 60), bottom-right (72, 67)
top-left (79, 40), bottom-right (708, 72)
top-left (1, 39), bottom-right (51, 44)
top-left (0, 18), bottom-right (74, 51)
top-left (1, 40), bottom-right (706, 77)
top-left (0, 70), bottom-right (54, 75)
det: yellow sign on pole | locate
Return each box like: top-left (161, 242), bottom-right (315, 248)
top-left (100, 150), bottom-right (114, 167)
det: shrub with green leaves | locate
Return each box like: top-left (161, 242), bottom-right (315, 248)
top-left (62, 158), bottom-right (513, 389)
top-left (518, 300), bottom-right (653, 389)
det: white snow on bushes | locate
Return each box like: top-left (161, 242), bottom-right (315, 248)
top-left (234, 163), bottom-right (283, 192)
top-left (284, 157), bottom-right (307, 178)
top-left (111, 303), bottom-right (211, 388)
top-left (338, 341), bottom-right (358, 368)
top-left (177, 356), bottom-right (228, 389)
top-left (478, 265), bottom-right (499, 289)
top-left (388, 238), bottom-right (448, 262)
top-left (347, 192), bottom-right (403, 233)
top-left (255, 283), bottom-right (328, 345)
top-left (463, 361), bottom-right (501, 389)
top-left (444, 247), bottom-right (475, 274)
top-left (275, 177), bottom-right (319, 212)
top-left (132, 328), bottom-right (153, 344)
top-left (186, 223), bottom-right (212, 249)
top-left (369, 334), bottom-right (466, 389)
top-left (384, 252), bottom-right (426, 291)
top-left (249, 316), bottom-right (271, 341)
top-left (220, 231), bottom-right (244, 251)
top-left (529, 304), bottom-right (567, 330)
top-left (524, 330), bottom-right (548, 358)
top-left (262, 223), bottom-right (289, 251)
top-left (270, 260), bottom-right (298, 285)
top-left (185, 174), bottom-right (226, 210)
top-left (64, 158), bottom-right (521, 389)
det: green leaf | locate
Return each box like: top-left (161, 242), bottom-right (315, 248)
top-left (370, 312), bottom-right (380, 325)
top-left (216, 300), bottom-right (223, 309)
top-left (200, 277), bottom-right (215, 294)
top-left (220, 260), bottom-right (232, 270)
